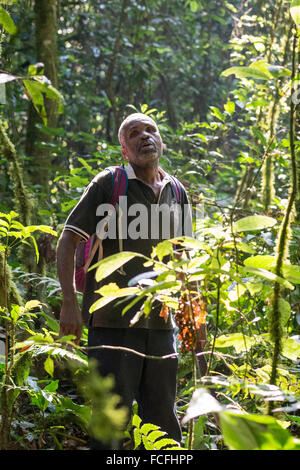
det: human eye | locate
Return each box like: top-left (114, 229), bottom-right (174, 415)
top-left (129, 129), bottom-right (138, 138)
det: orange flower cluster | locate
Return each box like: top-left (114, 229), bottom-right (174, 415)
top-left (175, 295), bottom-right (207, 353)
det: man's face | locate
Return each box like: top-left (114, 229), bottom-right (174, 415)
top-left (121, 117), bottom-right (163, 168)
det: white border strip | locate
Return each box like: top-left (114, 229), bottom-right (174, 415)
top-left (64, 224), bottom-right (90, 241)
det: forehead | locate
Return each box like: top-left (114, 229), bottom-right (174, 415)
top-left (124, 117), bottom-right (158, 133)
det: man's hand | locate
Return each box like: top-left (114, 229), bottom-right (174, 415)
top-left (59, 299), bottom-right (82, 345)
top-left (57, 230), bottom-right (83, 345)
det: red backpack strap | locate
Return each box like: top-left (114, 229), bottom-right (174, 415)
top-left (106, 165), bottom-right (128, 205)
top-left (169, 175), bottom-right (185, 204)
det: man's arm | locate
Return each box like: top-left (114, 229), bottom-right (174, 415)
top-left (57, 230), bottom-right (83, 344)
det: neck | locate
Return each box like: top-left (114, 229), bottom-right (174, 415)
top-left (130, 161), bottom-right (162, 185)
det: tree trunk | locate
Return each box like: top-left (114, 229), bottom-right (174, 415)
top-left (25, 0), bottom-right (58, 196)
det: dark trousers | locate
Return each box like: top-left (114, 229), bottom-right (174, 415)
top-left (87, 327), bottom-right (182, 450)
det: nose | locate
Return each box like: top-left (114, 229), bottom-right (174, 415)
top-left (141, 130), bottom-right (150, 139)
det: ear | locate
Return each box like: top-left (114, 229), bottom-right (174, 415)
top-left (121, 147), bottom-right (128, 159)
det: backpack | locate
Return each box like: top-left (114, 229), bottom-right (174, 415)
top-left (75, 165), bottom-right (184, 292)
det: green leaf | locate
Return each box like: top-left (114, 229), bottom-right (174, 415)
top-left (10, 304), bottom-right (20, 323)
top-left (140, 423), bottom-right (160, 435)
top-left (222, 241), bottom-right (256, 254)
top-left (142, 435), bottom-right (155, 450)
top-left (224, 100), bottom-right (235, 115)
top-left (133, 427), bottom-right (142, 449)
top-left (29, 235), bottom-right (39, 263)
top-left (27, 225), bottom-right (57, 236)
top-left (215, 333), bottom-right (257, 352)
top-left (221, 64), bottom-right (273, 81)
top-left (182, 388), bottom-right (224, 424)
top-left (132, 414), bottom-right (142, 428)
top-left (290, 0), bottom-right (300, 26)
top-left (12, 351), bottom-right (31, 386)
top-left (23, 79), bottom-right (46, 122)
top-left (44, 356), bottom-right (54, 377)
top-left (252, 127), bottom-right (267, 146)
top-left (220, 411), bottom-right (300, 450)
top-left (244, 255), bottom-right (276, 270)
top-left (242, 266), bottom-right (294, 290)
top-left (153, 240), bottom-right (173, 261)
top-left (121, 281), bottom-right (181, 316)
top-left (23, 77), bottom-right (64, 125)
top-left (44, 379), bottom-right (59, 392)
top-left (210, 106), bottom-right (226, 122)
top-left (92, 251), bottom-right (144, 282)
top-left (189, 1), bottom-right (199, 13)
top-left (0, 5), bottom-right (17, 34)
top-left (24, 300), bottom-right (41, 311)
top-left (267, 65), bottom-right (291, 79)
top-left (90, 285), bottom-right (140, 313)
top-left (232, 215), bottom-right (277, 232)
top-left (153, 437), bottom-right (181, 449)
top-left (147, 430), bottom-right (166, 443)
top-left (281, 337), bottom-right (300, 361)
top-left (282, 264), bottom-right (300, 284)
top-left (170, 236), bottom-right (211, 252)
top-left (244, 256), bottom-right (300, 284)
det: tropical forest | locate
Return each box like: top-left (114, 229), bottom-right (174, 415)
top-left (0, 0), bottom-right (300, 452)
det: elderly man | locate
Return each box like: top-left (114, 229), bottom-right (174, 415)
top-left (57, 113), bottom-right (193, 449)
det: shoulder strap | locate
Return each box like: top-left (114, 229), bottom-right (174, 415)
top-left (169, 175), bottom-right (185, 204)
top-left (105, 165), bottom-right (128, 205)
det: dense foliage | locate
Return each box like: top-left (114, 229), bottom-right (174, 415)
top-left (0, 0), bottom-right (299, 451)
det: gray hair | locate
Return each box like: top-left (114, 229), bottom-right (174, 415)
top-left (118, 113), bottom-right (157, 147)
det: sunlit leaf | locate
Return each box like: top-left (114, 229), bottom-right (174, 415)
top-left (0, 72), bottom-right (18, 84)
top-left (182, 388), bottom-right (224, 424)
top-left (221, 62), bottom-right (273, 80)
top-left (215, 333), bottom-right (257, 352)
top-left (24, 300), bottom-right (41, 311)
top-left (0, 5), bottom-right (17, 34)
top-left (290, 0), bottom-right (300, 26)
top-left (92, 251), bottom-right (145, 282)
top-left (232, 215), bottom-right (277, 232)
top-left (220, 411), bottom-right (300, 450)
top-left (44, 356), bottom-right (54, 377)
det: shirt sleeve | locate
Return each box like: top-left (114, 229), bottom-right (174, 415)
top-left (63, 170), bottom-right (112, 240)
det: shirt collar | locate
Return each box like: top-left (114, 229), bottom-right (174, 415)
top-left (124, 162), bottom-right (171, 182)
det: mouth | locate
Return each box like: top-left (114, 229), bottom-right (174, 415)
top-left (140, 141), bottom-right (155, 151)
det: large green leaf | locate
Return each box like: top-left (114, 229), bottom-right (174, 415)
top-left (281, 337), bottom-right (300, 361)
top-left (0, 5), bottom-right (16, 34)
top-left (244, 255), bottom-right (300, 284)
top-left (232, 215), bottom-right (277, 232)
top-left (290, 0), bottom-right (300, 26)
top-left (221, 61), bottom-right (273, 81)
top-left (214, 333), bottom-right (257, 353)
top-left (23, 77), bottom-right (64, 125)
top-left (242, 266), bottom-right (294, 290)
top-left (170, 236), bottom-right (211, 252)
top-left (220, 411), bottom-right (300, 450)
top-left (244, 255), bottom-right (276, 270)
top-left (92, 251), bottom-right (145, 282)
top-left (182, 388), bottom-right (224, 424)
top-left (90, 284), bottom-right (140, 313)
top-left (282, 264), bottom-right (300, 284)
top-left (121, 280), bottom-right (181, 319)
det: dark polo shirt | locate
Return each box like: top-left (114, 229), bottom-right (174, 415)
top-left (63, 163), bottom-right (193, 329)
